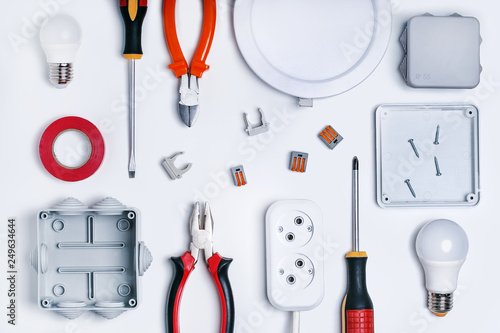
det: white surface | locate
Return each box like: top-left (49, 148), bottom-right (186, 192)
top-left (234, 0), bottom-right (392, 99)
top-left (416, 219), bottom-right (468, 293)
top-left (0, 1), bottom-right (500, 333)
top-left (53, 130), bottom-right (92, 168)
top-left (265, 200), bottom-right (324, 311)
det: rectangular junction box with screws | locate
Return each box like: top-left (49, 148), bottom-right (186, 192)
top-left (31, 197), bottom-right (152, 320)
top-left (375, 104), bottom-right (480, 207)
top-left (265, 200), bottom-right (324, 311)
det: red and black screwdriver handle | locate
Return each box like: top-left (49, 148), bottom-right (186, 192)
top-left (342, 252), bottom-right (374, 333)
top-left (119, 0), bottom-right (148, 59)
top-left (166, 251), bottom-right (235, 333)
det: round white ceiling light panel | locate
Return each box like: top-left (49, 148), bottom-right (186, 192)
top-left (234, 0), bottom-right (392, 100)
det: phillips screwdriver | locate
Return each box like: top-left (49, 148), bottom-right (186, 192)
top-left (342, 157), bottom-right (374, 333)
top-left (119, 0), bottom-right (147, 178)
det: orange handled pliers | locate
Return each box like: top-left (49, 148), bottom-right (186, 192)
top-left (163, 0), bottom-right (216, 127)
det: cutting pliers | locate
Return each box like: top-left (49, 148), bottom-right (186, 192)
top-left (163, 0), bottom-right (217, 127)
top-left (166, 202), bottom-right (234, 333)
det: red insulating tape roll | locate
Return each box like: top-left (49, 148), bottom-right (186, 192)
top-left (39, 116), bottom-right (105, 182)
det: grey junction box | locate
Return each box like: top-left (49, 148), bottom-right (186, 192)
top-left (400, 14), bottom-right (482, 89)
top-left (31, 197), bottom-right (152, 320)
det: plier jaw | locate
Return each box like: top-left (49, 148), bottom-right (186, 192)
top-left (189, 202), bottom-right (213, 264)
top-left (163, 0), bottom-right (216, 128)
top-left (167, 202), bottom-right (235, 333)
top-left (178, 74), bottom-right (200, 127)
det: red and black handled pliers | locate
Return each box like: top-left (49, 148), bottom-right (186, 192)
top-left (163, 0), bottom-right (216, 127)
top-left (166, 202), bottom-right (234, 333)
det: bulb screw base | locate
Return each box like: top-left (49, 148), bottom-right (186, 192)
top-left (49, 63), bottom-right (74, 88)
top-left (428, 292), bottom-right (453, 316)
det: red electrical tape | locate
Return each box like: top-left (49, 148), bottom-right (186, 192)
top-left (39, 116), bottom-right (105, 182)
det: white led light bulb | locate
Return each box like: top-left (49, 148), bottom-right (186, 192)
top-left (416, 219), bottom-right (469, 317)
top-left (40, 14), bottom-right (82, 88)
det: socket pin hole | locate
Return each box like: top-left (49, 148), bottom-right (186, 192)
top-left (286, 275), bottom-right (296, 285)
top-left (286, 233), bottom-right (295, 242)
top-left (295, 259), bottom-right (304, 268)
top-left (294, 217), bottom-right (304, 226)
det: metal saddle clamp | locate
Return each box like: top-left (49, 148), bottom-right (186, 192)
top-left (244, 108), bottom-right (270, 136)
top-left (162, 152), bottom-right (192, 180)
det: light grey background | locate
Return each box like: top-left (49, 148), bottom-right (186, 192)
top-left (0, 1), bottom-right (499, 333)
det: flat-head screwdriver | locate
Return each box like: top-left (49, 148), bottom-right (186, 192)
top-left (342, 157), bottom-right (374, 333)
top-left (119, 0), bottom-right (147, 178)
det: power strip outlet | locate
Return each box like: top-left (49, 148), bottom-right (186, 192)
top-left (265, 200), bottom-right (324, 311)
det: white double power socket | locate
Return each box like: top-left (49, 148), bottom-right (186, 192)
top-left (265, 200), bottom-right (324, 311)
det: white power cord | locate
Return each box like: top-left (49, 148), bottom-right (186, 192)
top-left (292, 311), bottom-right (300, 333)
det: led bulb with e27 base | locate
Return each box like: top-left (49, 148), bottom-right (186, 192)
top-left (416, 219), bottom-right (469, 317)
top-left (40, 14), bottom-right (82, 88)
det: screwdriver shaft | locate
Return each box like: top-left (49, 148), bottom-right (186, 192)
top-left (128, 59), bottom-right (136, 178)
top-left (342, 156), bottom-right (374, 333)
top-left (352, 157), bottom-right (359, 252)
top-left (120, 0), bottom-right (147, 178)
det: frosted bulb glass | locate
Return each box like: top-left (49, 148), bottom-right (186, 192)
top-left (40, 14), bottom-right (82, 88)
top-left (40, 14), bottom-right (82, 46)
top-left (416, 219), bottom-right (469, 317)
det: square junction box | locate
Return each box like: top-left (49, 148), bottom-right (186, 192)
top-left (400, 14), bottom-right (481, 88)
top-left (31, 197), bottom-right (152, 319)
top-left (376, 104), bottom-right (480, 208)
